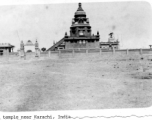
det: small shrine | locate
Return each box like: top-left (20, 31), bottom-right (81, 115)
top-left (0, 43), bottom-right (14, 55)
top-left (20, 40), bottom-right (39, 53)
top-left (20, 40), bottom-right (40, 57)
top-left (100, 32), bottom-right (119, 50)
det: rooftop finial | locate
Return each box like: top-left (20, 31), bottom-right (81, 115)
top-left (97, 31), bottom-right (99, 35)
top-left (77, 3), bottom-right (83, 11)
top-left (109, 32), bottom-right (113, 38)
top-left (65, 32), bottom-right (67, 36)
top-left (79, 3), bottom-right (81, 7)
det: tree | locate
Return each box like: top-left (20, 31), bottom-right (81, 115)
top-left (41, 47), bottom-right (46, 52)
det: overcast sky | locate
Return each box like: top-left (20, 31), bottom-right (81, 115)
top-left (0, 1), bottom-right (151, 51)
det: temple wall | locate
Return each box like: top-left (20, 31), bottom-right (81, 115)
top-left (86, 41), bottom-right (99, 48)
top-left (0, 49), bottom-right (152, 62)
top-left (0, 49), bottom-right (9, 55)
top-left (65, 41), bottom-right (99, 49)
top-left (100, 44), bottom-right (119, 49)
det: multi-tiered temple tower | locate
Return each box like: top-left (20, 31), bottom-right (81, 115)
top-left (47, 3), bottom-right (100, 51)
top-left (47, 3), bottom-right (119, 51)
top-left (64, 3), bottom-right (100, 49)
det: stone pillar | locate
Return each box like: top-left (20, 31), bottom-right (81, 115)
top-left (100, 48), bottom-right (102, 55)
top-left (86, 49), bottom-right (88, 54)
top-left (35, 49), bottom-right (40, 57)
top-left (140, 48), bottom-right (142, 55)
top-left (20, 50), bottom-right (26, 59)
top-left (72, 49), bottom-right (75, 56)
top-left (48, 50), bottom-right (51, 57)
top-left (126, 49), bottom-right (129, 55)
top-left (112, 47), bottom-right (115, 54)
top-left (58, 50), bottom-right (61, 56)
top-left (39, 50), bottom-right (41, 57)
top-left (35, 40), bottom-right (39, 57)
top-left (20, 41), bottom-right (26, 59)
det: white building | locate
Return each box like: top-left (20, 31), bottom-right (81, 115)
top-left (24, 40), bottom-right (35, 52)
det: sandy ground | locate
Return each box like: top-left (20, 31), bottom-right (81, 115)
top-left (0, 53), bottom-right (152, 111)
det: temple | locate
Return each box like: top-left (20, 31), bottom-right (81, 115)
top-left (47, 3), bottom-right (119, 51)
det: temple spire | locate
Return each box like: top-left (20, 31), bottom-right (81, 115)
top-left (97, 31), bottom-right (99, 35)
top-left (77, 3), bottom-right (84, 11)
top-left (65, 32), bottom-right (68, 38)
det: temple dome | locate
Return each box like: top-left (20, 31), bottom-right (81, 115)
top-left (25, 40), bottom-right (34, 46)
top-left (75, 3), bottom-right (86, 15)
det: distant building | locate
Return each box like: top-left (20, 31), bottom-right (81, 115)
top-left (20, 40), bottom-right (39, 53)
top-left (47, 3), bottom-right (119, 51)
top-left (0, 43), bottom-right (15, 55)
top-left (100, 32), bottom-right (119, 50)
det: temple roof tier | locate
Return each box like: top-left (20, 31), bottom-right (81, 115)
top-left (0, 43), bottom-right (14, 48)
top-left (71, 24), bottom-right (91, 27)
top-left (64, 36), bottom-right (100, 40)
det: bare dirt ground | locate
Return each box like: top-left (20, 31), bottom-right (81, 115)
top-left (0, 53), bottom-right (152, 111)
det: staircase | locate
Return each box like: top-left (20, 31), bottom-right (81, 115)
top-left (47, 38), bottom-right (65, 51)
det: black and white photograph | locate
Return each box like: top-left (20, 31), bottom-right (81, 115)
top-left (0, 0), bottom-right (152, 115)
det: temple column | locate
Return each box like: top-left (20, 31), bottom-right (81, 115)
top-left (20, 41), bottom-right (26, 59)
top-left (35, 40), bottom-right (40, 57)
